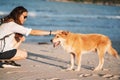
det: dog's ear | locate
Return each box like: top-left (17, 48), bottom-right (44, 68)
top-left (61, 31), bottom-right (69, 36)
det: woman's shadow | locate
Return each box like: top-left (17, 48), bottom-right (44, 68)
top-left (27, 52), bottom-right (68, 69)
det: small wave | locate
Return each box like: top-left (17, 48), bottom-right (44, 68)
top-left (103, 15), bottom-right (120, 19)
top-left (0, 11), bottom-right (8, 17)
top-left (28, 12), bottom-right (120, 20)
top-left (0, 11), bottom-right (120, 20)
top-left (28, 12), bottom-right (37, 17)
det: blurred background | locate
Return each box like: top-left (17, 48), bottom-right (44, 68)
top-left (0, 0), bottom-right (120, 52)
top-left (50, 0), bottom-right (120, 6)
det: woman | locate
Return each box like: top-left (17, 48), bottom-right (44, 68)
top-left (0, 6), bottom-right (59, 68)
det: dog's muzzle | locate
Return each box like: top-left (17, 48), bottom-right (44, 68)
top-left (50, 39), bottom-right (60, 47)
top-left (53, 41), bottom-right (60, 47)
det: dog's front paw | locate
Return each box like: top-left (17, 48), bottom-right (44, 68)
top-left (75, 68), bottom-right (80, 71)
top-left (66, 67), bottom-right (74, 71)
top-left (94, 67), bottom-right (102, 71)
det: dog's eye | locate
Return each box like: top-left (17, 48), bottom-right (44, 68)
top-left (56, 36), bottom-right (59, 38)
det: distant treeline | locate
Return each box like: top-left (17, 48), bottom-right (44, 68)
top-left (50, 0), bottom-right (120, 6)
top-left (70, 0), bottom-right (120, 5)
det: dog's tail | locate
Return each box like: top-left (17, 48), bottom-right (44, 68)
top-left (107, 46), bottom-right (119, 59)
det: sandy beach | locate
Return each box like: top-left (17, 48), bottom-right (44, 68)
top-left (0, 42), bottom-right (120, 80)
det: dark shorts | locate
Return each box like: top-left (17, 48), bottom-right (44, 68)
top-left (0, 49), bottom-right (17, 59)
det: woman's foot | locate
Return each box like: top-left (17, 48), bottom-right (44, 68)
top-left (0, 61), bottom-right (4, 68)
top-left (2, 61), bottom-right (21, 68)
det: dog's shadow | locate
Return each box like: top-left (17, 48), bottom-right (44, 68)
top-left (27, 52), bottom-right (94, 71)
top-left (82, 65), bottom-right (94, 70)
top-left (27, 52), bottom-right (68, 69)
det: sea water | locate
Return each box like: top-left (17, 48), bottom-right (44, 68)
top-left (0, 0), bottom-right (120, 45)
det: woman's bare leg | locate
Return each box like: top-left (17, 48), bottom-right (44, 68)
top-left (11, 36), bottom-right (27, 60)
top-left (10, 49), bottom-right (27, 61)
top-left (2, 36), bottom-right (27, 67)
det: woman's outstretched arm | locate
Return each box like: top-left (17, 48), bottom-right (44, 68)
top-left (30, 29), bottom-right (60, 36)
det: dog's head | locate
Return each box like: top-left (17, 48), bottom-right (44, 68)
top-left (51, 31), bottom-right (69, 47)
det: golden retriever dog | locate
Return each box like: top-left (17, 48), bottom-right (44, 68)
top-left (51, 31), bottom-right (119, 71)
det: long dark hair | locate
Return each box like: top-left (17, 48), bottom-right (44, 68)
top-left (0, 6), bottom-right (28, 25)
top-left (0, 6), bottom-right (28, 42)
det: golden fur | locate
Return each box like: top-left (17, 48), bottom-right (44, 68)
top-left (51, 31), bottom-right (119, 71)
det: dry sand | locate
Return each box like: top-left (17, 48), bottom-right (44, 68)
top-left (0, 42), bottom-right (120, 80)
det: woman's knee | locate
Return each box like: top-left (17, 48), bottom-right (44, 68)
top-left (19, 50), bottom-right (28, 59)
top-left (23, 51), bottom-right (27, 59)
top-left (11, 49), bottom-right (27, 60)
